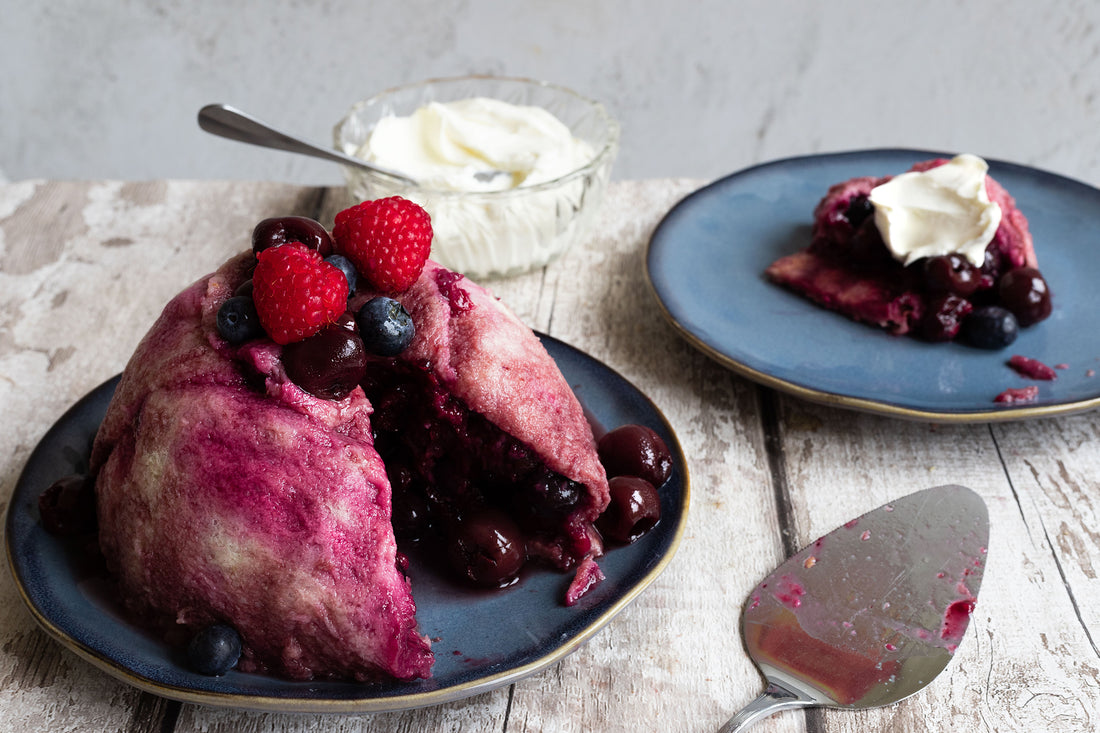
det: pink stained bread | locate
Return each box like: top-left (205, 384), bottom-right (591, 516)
top-left (90, 252), bottom-right (610, 681)
top-left (766, 158), bottom-right (1039, 337)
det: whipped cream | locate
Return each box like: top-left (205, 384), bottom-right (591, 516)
top-left (869, 154), bottom-right (1002, 267)
top-left (356, 97), bottom-right (594, 193)
top-left (345, 96), bottom-right (610, 278)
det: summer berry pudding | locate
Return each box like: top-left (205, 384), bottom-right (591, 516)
top-left (86, 198), bottom-right (680, 683)
top-left (765, 154), bottom-right (1052, 346)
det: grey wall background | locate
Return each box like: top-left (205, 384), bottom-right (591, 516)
top-left (3, 0), bottom-right (1099, 187)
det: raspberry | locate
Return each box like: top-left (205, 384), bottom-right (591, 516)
top-left (252, 243), bottom-right (349, 345)
top-left (333, 197), bottom-right (433, 294)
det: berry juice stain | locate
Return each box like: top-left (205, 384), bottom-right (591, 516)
top-left (775, 576), bottom-right (805, 610)
top-left (940, 597), bottom-right (977, 651)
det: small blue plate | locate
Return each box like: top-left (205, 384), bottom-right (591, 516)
top-left (5, 334), bottom-right (688, 712)
top-left (647, 149), bottom-right (1100, 421)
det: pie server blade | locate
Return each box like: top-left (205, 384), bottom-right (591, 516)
top-left (719, 484), bottom-right (989, 732)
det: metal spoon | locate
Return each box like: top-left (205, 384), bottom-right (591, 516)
top-left (197, 103), bottom-right (511, 187)
top-left (720, 484), bottom-right (989, 731)
top-left (197, 103), bottom-right (416, 184)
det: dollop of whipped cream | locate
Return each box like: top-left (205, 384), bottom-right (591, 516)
top-left (356, 97), bottom-right (594, 192)
top-left (869, 153), bottom-right (1002, 267)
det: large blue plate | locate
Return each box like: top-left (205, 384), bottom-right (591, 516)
top-left (647, 149), bottom-right (1100, 421)
top-left (5, 334), bottom-right (688, 712)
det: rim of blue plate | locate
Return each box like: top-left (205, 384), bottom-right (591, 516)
top-left (645, 147), bottom-right (1100, 423)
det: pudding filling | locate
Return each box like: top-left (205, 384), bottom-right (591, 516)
top-left (363, 357), bottom-right (599, 571)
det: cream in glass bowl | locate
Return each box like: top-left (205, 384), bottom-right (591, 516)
top-left (334, 76), bottom-right (619, 279)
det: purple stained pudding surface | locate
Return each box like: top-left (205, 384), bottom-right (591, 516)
top-left (90, 253), bottom-right (609, 682)
top-left (766, 158), bottom-right (1048, 343)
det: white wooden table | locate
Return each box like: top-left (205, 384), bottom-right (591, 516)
top-left (1, 179), bottom-right (1097, 732)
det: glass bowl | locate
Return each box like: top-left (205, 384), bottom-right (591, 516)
top-left (333, 76), bottom-right (619, 279)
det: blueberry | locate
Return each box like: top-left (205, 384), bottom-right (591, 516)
top-left (959, 305), bottom-right (1019, 349)
top-left (186, 624), bottom-right (242, 676)
top-left (513, 474), bottom-right (584, 528)
top-left (356, 297), bottom-right (415, 357)
top-left (325, 254), bottom-right (358, 294)
top-left (844, 195), bottom-right (875, 228)
top-left (216, 296), bottom-right (264, 344)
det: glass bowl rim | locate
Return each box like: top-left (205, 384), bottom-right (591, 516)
top-left (334, 74), bottom-right (620, 199)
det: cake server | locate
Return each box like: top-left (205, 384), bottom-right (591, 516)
top-left (719, 484), bottom-right (988, 732)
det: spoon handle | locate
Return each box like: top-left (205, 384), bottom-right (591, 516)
top-left (718, 682), bottom-right (814, 733)
top-left (196, 104), bottom-right (415, 184)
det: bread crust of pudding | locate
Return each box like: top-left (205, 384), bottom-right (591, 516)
top-left (90, 253), bottom-right (609, 682)
top-left (766, 158), bottom-right (1043, 340)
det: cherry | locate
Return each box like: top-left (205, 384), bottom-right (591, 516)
top-left (918, 294), bottom-right (973, 342)
top-left (39, 474), bottom-right (96, 536)
top-left (333, 311), bottom-right (358, 332)
top-left (922, 254), bottom-right (981, 296)
top-left (251, 216), bottom-right (333, 257)
top-left (597, 476), bottom-right (661, 544)
top-left (597, 424), bottom-right (673, 487)
top-left (233, 279), bottom-right (254, 298)
top-left (282, 324), bottom-right (367, 400)
top-left (998, 267), bottom-right (1052, 327)
top-left (447, 508), bottom-right (526, 587)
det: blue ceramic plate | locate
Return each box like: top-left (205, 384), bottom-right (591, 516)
top-left (647, 149), bottom-right (1100, 422)
top-left (5, 335), bottom-right (688, 712)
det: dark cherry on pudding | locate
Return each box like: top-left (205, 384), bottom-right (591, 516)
top-left (282, 323), bottom-right (367, 400)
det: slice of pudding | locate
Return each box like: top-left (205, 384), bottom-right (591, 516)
top-left (90, 249), bottom-right (610, 681)
top-left (766, 155), bottom-right (1051, 344)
